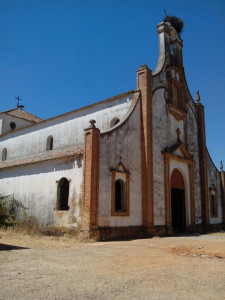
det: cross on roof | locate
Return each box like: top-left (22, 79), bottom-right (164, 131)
top-left (15, 96), bottom-right (24, 108)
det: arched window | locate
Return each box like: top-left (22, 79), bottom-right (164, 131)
top-left (46, 135), bottom-right (53, 150)
top-left (172, 84), bottom-right (179, 107)
top-left (115, 179), bottom-right (125, 212)
top-left (209, 185), bottom-right (217, 218)
top-left (211, 194), bottom-right (216, 216)
top-left (171, 81), bottom-right (185, 110)
top-left (2, 148), bottom-right (7, 161)
top-left (111, 161), bottom-right (130, 216)
top-left (110, 118), bottom-right (120, 128)
top-left (57, 177), bottom-right (69, 210)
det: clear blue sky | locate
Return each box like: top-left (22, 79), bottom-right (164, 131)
top-left (0, 0), bottom-right (224, 168)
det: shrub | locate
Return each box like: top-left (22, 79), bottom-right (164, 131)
top-left (0, 195), bottom-right (26, 226)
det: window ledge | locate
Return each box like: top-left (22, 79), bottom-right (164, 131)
top-left (111, 211), bottom-right (129, 217)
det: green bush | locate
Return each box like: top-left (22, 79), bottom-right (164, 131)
top-left (0, 195), bottom-right (26, 226)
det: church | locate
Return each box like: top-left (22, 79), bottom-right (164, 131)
top-left (0, 19), bottom-right (224, 240)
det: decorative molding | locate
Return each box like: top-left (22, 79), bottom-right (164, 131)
top-left (163, 151), bottom-right (195, 166)
top-left (167, 103), bottom-right (186, 121)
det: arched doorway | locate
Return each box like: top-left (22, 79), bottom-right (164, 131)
top-left (171, 169), bottom-right (185, 232)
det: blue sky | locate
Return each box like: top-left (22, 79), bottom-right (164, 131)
top-left (0, 0), bottom-right (224, 167)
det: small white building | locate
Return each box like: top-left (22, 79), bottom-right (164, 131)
top-left (0, 20), bottom-right (224, 240)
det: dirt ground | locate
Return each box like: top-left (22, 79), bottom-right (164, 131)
top-left (0, 230), bottom-right (225, 300)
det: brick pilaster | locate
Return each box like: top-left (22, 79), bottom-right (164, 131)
top-left (220, 171), bottom-right (225, 225)
top-left (196, 102), bottom-right (209, 229)
top-left (137, 65), bottom-right (154, 229)
top-left (82, 120), bottom-right (100, 230)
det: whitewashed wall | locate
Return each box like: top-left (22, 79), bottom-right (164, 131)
top-left (0, 114), bottom-right (32, 135)
top-left (0, 94), bottom-right (134, 161)
top-left (152, 88), bottom-right (168, 225)
top-left (0, 158), bottom-right (83, 226)
top-left (186, 105), bottom-right (202, 224)
top-left (98, 100), bottom-right (142, 227)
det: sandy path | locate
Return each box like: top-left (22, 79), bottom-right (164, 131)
top-left (0, 232), bottom-right (225, 299)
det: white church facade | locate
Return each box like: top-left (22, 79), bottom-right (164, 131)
top-left (0, 20), bottom-right (224, 240)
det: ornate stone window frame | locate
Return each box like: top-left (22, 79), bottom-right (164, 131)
top-left (209, 184), bottom-right (218, 218)
top-left (111, 162), bottom-right (130, 217)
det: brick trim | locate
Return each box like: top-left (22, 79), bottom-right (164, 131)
top-left (163, 152), bottom-right (195, 229)
top-left (82, 124), bottom-right (100, 230)
top-left (137, 65), bottom-right (154, 228)
top-left (196, 103), bottom-right (209, 229)
top-left (221, 171), bottom-right (225, 224)
top-left (111, 169), bottom-right (130, 217)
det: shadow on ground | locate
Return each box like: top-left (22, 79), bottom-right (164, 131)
top-left (0, 243), bottom-right (29, 251)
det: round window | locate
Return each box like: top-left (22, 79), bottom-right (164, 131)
top-left (10, 122), bottom-right (16, 130)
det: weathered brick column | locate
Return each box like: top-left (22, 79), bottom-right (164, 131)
top-left (137, 64), bottom-right (154, 232)
top-left (196, 92), bottom-right (209, 230)
top-left (220, 163), bottom-right (225, 226)
top-left (82, 120), bottom-right (100, 232)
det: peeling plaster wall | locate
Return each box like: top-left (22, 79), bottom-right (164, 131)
top-left (152, 86), bottom-right (186, 226)
top-left (206, 152), bottom-right (223, 224)
top-left (152, 81), bottom-right (202, 226)
top-left (152, 88), bottom-right (168, 225)
top-left (98, 100), bottom-right (142, 227)
top-left (0, 158), bottom-right (83, 226)
top-left (0, 94), bottom-right (133, 161)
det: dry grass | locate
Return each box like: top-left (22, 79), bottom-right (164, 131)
top-left (0, 218), bottom-right (96, 246)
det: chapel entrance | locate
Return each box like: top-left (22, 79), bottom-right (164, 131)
top-left (171, 169), bottom-right (186, 232)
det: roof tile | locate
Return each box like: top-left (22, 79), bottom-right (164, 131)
top-left (0, 148), bottom-right (83, 170)
top-left (3, 108), bottom-right (42, 123)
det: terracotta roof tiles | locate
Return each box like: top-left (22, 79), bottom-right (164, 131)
top-left (2, 108), bottom-right (42, 123)
top-left (0, 148), bottom-right (83, 170)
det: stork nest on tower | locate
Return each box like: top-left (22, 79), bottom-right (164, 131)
top-left (163, 16), bottom-right (184, 34)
